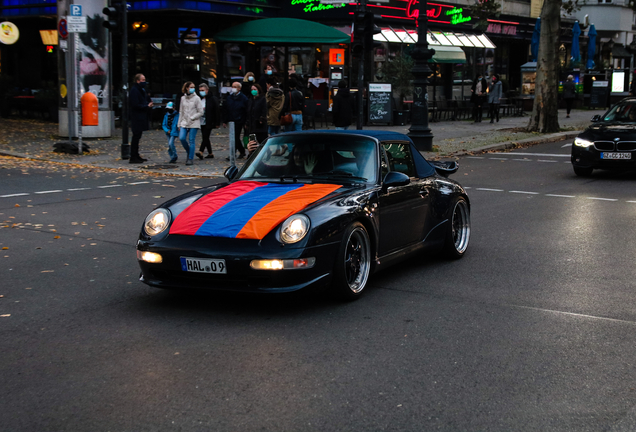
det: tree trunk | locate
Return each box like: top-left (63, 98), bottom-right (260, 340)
top-left (527, 0), bottom-right (561, 133)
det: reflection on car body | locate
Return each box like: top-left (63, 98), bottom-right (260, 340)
top-left (136, 131), bottom-right (470, 301)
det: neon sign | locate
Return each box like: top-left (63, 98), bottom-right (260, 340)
top-left (291, 0), bottom-right (346, 13)
top-left (381, 0), bottom-right (473, 24)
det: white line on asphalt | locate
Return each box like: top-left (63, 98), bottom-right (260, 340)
top-left (67, 188), bottom-right (91, 191)
top-left (545, 194), bottom-right (575, 198)
top-left (509, 191), bottom-right (540, 195)
top-left (1, 193), bottom-right (30, 198)
top-left (587, 197), bottom-right (618, 202)
top-left (97, 185), bottom-right (122, 188)
top-left (509, 304), bottom-right (636, 326)
top-left (512, 159), bottom-right (532, 162)
top-left (476, 188), bottom-right (504, 192)
top-left (561, 143), bottom-right (572, 147)
top-left (466, 156), bottom-right (485, 159)
top-left (492, 152), bottom-right (570, 157)
top-left (489, 157), bottom-right (509, 160)
top-left (34, 190), bottom-right (63, 194)
top-left (537, 160), bottom-right (558, 163)
top-left (128, 181), bottom-right (149, 185)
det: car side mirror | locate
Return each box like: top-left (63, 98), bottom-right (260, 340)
top-left (224, 165), bottom-right (238, 180)
top-left (591, 115), bottom-right (602, 122)
top-left (382, 171), bottom-right (410, 192)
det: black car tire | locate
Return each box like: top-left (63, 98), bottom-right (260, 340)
top-left (332, 222), bottom-right (371, 301)
top-left (573, 166), bottom-right (593, 177)
top-left (442, 196), bottom-right (470, 259)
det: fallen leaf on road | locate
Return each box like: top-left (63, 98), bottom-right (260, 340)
top-left (41, 270), bottom-right (54, 273)
top-left (54, 236), bottom-right (60, 239)
top-left (1, 314), bottom-right (10, 318)
top-left (1, 247), bottom-right (7, 250)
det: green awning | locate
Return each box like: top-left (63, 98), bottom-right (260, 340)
top-left (214, 18), bottom-right (350, 44)
top-left (429, 46), bottom-right (466, 64)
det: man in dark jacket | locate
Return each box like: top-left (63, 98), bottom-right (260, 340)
top-left (196, 83), bottom-right (220, 159)
top-left (128, 73), bottom-right (153, 163)
top-left (222, 81), bottom-right (249, 158)
top-left (282, 78), bottom-right (304, 132)
top-left (332, 80), bottom-right (355, 130)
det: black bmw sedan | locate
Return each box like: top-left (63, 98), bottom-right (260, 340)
top-left (572, 98), bottom-right (636, 176)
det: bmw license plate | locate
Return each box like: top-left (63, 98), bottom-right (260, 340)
top-left (180, 257), bottom-right (227, 274)
top-left (601, 152), bottom-right (631, 160)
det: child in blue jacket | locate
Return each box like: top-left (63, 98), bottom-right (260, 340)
top-left (162, 102), bottom-right (180, 163)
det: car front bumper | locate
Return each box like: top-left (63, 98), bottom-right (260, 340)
top-left (137, 235), bottom-right (339, 293)
top-left (572, 146), bottom-right (636, 170)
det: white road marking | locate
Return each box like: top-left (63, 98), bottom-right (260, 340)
top-left (545, 194), bottom-right (575, 198)
top-left (466, 156), bottom-right (485, 159)
top-left (510, 191), bottom-right (539, 195)
top-left (537, 160), bottom-right (558, 163)
top-left (587, 197), bottom-right (618, 202)
top-left (476, 188), bottom-right (504, 192)
top-left (97, 185), bottom-right (122, 189)
top-left (512, 159), bottom-right (532, 162)
top-left (492, 152), bottom-right (570, 157)
top-left (128, 181), bottom-right (149, 185)
top-left (34, 190), bottom-right (62, 194)
top-left (489, 157), bottom-right (509, 160)
top-left (561, 143), bottom-right (572, 148)
top-left (1, 193), bottom-right (30, 198)
top-left (67, 187), bottom-right (90, 191)
top-left (628, 201), bottom-right (636, 203)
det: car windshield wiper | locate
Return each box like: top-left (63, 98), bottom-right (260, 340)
top-left (312, 170), bottom-right (368, 181)
top-left (278, 175), bottom-right (314, 182)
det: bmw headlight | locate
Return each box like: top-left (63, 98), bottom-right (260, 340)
top-left (574, 137), bottom-right (594, 148)
top-left (144, 208), bottom-right (171, 236)
top-left (280, 214), bottom-right (310, 244)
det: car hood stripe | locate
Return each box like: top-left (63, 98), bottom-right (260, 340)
top-left (169, 181), bottom-right (340, 239)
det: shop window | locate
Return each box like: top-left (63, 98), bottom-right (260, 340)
top-left (260, 46), bottom-right (286, 78)
top-left (201, 39), bottom-right (217, 89)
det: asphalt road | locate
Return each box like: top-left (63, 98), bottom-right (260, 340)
top-left (2, 144), bottom-right (636, 432)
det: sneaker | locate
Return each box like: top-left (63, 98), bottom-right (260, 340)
top-left (129, 158), bottom-right (144, 164)
top-left (169, 159), bottom-right (178, 164)
top-left (196, 152), bottom-right (204, 160)
top-left (205, 154), bottom-right (215, 159)
top-left (186, 159), bottom-right (193, 166)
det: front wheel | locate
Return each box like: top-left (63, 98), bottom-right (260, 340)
top-left (442, 196), bottom-right (470, 259)
top-left (332, 222), bottom-right (372, 301)
top-left (573, 166), bottom-right (593, 177)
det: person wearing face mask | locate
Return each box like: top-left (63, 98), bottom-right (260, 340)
top-left (222, 81), bottom-right (249, 159)
top-left (242, 72), bottom-right (256, 98)
top-left (128, 73), bottom-right (153, 163)
top-left (195, 83), bottom-right (220, 160)
top-left (258, 65), bottom-right (274, 92)
top-left (178, 81), bottom-right (204, 165)
top-left (162, 102), bottom-right (180, 163)
top-left (245, 83), bottom-right (268, 145)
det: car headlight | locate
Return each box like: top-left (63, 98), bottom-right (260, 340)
top-left (574, 137), bottom-right (594, 148)
top-left (280, 214), bottom-right (310, 244)
top-left (144, 208), bottom-right (171, 236)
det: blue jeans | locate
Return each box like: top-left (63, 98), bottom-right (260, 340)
top-left (179, 128), bottom-right (198, 160)
top-left (167, 134), bottom-right (177, 161)
top-left (285, 114), bottom-right (303, 132)
top-left (268, 125), bottom-right (281, 136)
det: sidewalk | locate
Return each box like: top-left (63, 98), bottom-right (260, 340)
top-left (0, 108), bottom-right (602, 178)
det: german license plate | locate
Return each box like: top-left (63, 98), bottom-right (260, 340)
top-left (601, 152), bottom-right (631, 159)
top-left (180, 257), bottom-right (227, 274)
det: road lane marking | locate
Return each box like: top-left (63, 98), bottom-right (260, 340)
top-left (587, 197), bottom-right (618, 202)
top-left (1, 193), bottom-right (30, 198)
top-left (537, 160), bottom-right (558, 163)
top-left (545, 194), bottom-right (575, 198)
top-left (476, 188), bottom-right (504, 192)
top-left (489, 157), bottom-right (509, 160)
top-left (628, 200), bottom-right (636, 203)
top-left (492, 152), bottom-right (570, 157)
top-left (67, 188), bottom-right (90, 191)
top-left (561, 143), bottom-right (572, 148)
top-left (97, 185), bottom-right (122, 188)
top-left (510, 191), bottom-right (539, 195)
top-left (466, 156), bottom-right (485, 159)
top-left (34, 190), bottom-right (63, 194)
top-left (128, 181), bottom-right (149, 185)
top-left (509, 304), bottom-right (636, 326)
top-left (512, 159), bottom-right (532, 162)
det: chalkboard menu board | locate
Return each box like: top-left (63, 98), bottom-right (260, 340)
top-left (368, 83), bottom-right (392, 125)
top-left (590, 81), bottom-right (609, 108)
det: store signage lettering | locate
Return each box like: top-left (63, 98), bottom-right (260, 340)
top-left (405, 1), bottom-right (472, 25)
top-left (486, 23), bottom-right (517, 35)
top-left (291, 0), bottom-right (345, 13)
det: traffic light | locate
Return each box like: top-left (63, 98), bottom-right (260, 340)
top-left (364, 13), bottom-right (382, 49)
top-left (351, 11), bottom-right (365, 58)
top-left (103, 1), bottom-right (123, 33)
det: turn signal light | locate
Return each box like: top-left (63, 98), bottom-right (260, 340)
top-left (137, 250), bottom-right (163, 263)
top-left (250, 258), bottom-right (315, 270)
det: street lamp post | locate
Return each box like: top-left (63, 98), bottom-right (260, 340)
top-left (407, 0), bottom-right (435, 151)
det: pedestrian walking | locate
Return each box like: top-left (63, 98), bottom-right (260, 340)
top-left (488, 74), bottom-right (503, 123)
top-left (195, 83), bottom-right (220, 160)
top-left (128, 73), bottom-right (153, 163)
top-left (266, 77), bottom-right (285, 136)
top-left (178, 81), bottom-right (204, 165)
top-left (282, 78), bottom-right (304, 132)
top-left (471, 73), bottom-right (487, 123)
top-left (161, 102), bottom-right (180, 163)
top-left (245, 83), bottom-right (268, 144)
top-left (332, 80), bottom-right (355, 130)
top-left (563, 75), bottom-right (576, 118)
top-left (222, 81), bottom-right (249, 159)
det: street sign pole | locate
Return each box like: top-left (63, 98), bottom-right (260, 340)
top-left (121, 2), bottom-right (130, 160)
top-left (76, 32), bottom-right (82, 155)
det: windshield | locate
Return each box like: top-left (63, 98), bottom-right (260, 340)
top-left (238, 135), bottom-right (378, 183)
top-left (603, 102), bottom-right (636, 122)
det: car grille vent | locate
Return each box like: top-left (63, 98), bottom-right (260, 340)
top-left (616, 142), bottom-right (636, 151)
top-left (594, 141), bottom-right (614, 151)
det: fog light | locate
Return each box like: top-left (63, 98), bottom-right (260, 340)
top-left (137, 250), bottom-right (162, 263)
top-left (250, 257), bottom-right (315, 270)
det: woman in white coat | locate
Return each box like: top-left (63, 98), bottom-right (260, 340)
top-left (178, 81), bottom-right (204, 165)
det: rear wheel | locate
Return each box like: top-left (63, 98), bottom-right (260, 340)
top-left (332, 222), bottom-right (371, 301)
top-left (573, 166), bottom-right (593, 177)
top-left (442, 196), bottom-right (470, 259)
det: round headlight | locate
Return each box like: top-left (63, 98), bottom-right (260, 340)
top-left (144, 209), bottom-right (171, 236)
top-left (280, 214), bottom-right (310, 244)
